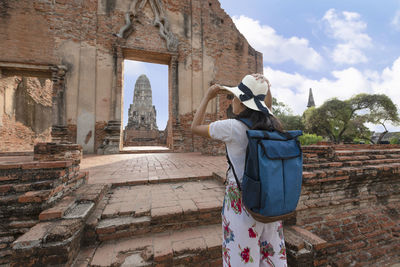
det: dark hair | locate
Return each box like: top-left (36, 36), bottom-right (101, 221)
top-left (235, 108), bottom-right (284, 132)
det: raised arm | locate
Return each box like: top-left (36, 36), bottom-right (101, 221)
top-left (191, 84), bottom-right (225, 138)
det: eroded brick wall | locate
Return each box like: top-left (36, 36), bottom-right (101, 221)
top-left (0, 0), bottom-right (261, 153)
top-left (298, 145), bottom-right (400, 266)
top-left (0, 143), bottom-right (86, 264)
top-left (0, 75), bottom-right (53, 152)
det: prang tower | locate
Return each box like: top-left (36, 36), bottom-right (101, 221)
top-left (126, 74), bottom-right (158, 130)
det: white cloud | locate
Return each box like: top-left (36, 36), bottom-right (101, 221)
top-left (391, 10), bottom-right (400, 31)
top-left (322, 9), bottom-right (372, 65)
top-left (265, 56), bottom-right (400, 132)
top-left (232, 15), bottom-right (323, 70)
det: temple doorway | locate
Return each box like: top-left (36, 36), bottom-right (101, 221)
top-left (121, 59), bottom-right (169, 153)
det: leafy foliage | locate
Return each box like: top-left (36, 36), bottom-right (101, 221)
top-left (299, 133), bottom-right (323, 146)
top-left (303, 94), bottom-right (399, 143)
top-left (390, 134), bottom-right (400, 144)
top-left (272, 98), bottom-right (304, 131)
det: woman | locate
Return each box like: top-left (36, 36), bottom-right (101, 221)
top-left (191, 74), bottom-right (287, 267)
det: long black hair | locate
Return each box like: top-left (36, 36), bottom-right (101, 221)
top-left (235, 108), bottom-right (284, 132)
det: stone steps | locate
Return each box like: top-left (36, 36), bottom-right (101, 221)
top-left (119, 148), bottom-right (173, 154)
top-left (10, 183), bottom-right (109, 266)
top-left (90, 180), bottom-right (224, 242)
top-left (0, 180), bottom-right (55, 197)
top-left (0, 161), bottom-right (77, 185)
top-left (74, 223), bottom-right (329, 267)
top-left (0, 171), bottom-right (88, 218)
top-left (74, 223), bottom-right (223, 267)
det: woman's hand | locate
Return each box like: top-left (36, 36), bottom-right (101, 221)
top-left (206, 84), bottom-right (226, 100)
top-left (191, 84), bottom-right (226, 138)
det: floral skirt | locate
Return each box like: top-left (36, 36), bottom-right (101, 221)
top-left (222, 180), bottom-right (288, 267)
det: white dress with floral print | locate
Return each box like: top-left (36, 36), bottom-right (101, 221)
top-left (210, 119), bottom-right (287, 267)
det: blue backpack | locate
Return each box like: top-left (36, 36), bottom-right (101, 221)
top-left (226, 118), bottom-right (303, 222)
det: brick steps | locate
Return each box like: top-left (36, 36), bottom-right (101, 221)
top-left (0, 179), bottom-right (55, 196)
top-left (119, 148), bottom-right (173, 154)
top-left (74, 223), bottom-right (222, 267)
top-left (0, 172), bottom-right (88, 219)
top-left (95, 204), bottom-right (221, 242)
top-left (302, 163), bottom-right (400, 184)
top-left (0, 161), bottom-right (81, 195)
top-left (89, 180), bottom-right (224, 242)
top-left (302, 148), bottom-right (400, 165)
top-left (335, 149), bottom-right (400, 156)
top-left (10, 183), bottom-right (109, 266)
top-left (74, 223), bottom-right (329, 267)
top-left (303, 157), bottom-right (400, 171)
top-left (107, 174), bottom-right (217, 188)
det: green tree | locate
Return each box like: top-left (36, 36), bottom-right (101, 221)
top-left (303, 99), bottom-right (352, 143)
top-left (303, 94), bottom-right (399, 143)
top-left (272, 98), bottom-right (304, 130)
top-left (390, 133), bottom-right (400, 144)
top-left (349, 94), bottom-right (400, 143)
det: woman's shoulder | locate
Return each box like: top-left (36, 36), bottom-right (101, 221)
top-left (210, 118), bottom-right (247, 128)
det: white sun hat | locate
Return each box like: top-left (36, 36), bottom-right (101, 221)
top-left (222, 74), bottom-right (273, 115)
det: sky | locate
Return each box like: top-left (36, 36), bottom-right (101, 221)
top-left (123, 0), bottom-right (400, 132)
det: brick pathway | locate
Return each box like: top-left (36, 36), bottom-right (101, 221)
top-left (94, 180), bottom-right (225, 242)
top-left (73, 153), bottom-right (227, 266)
top-left (81, 153), bottom-right (227, 186)
top-left (103, 180), bottom-right (225, 219)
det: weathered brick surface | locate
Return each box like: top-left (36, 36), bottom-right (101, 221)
top-left (92, 180), bottom-right (224, 241)
top-left (0, 74), bottom-right (53, 152)
top-left (33, 142), bottom-right (82, 164)
top-left (5, 145), bottom-right (400, 266)
top-left (11, 184), bottom-right (108, 267)
top-left (0, 143), bottom-right (87, 265)
top-left (0, 0), bottom-right (262, 153)
top-left (297, 145), bottom-right (400, 266)
top-left (86, 224), bottom-right (222, 267)
top-left (82, 152), bottom-right (227, 186)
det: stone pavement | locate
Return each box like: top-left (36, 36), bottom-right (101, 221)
top-left (72, 153), bottom-right (228, 266)
top-left (95, 180), bottom-right (225, 241)
top-left (81, 153), bottom-right (227, 186)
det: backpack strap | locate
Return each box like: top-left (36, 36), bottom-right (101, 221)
top-left (225, 146), bottom-right (242, 191)
top-left (236, 117), bottom-right (253, 129)
top-left (225, 118), bottom-right (252, 192)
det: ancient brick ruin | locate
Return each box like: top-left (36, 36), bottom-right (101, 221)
top-left (0, 0), bottom-right (261, 154)
top-left (123, 74), bottom-right (166, 146)
top-left (1, 144), bottom-right (398, 266)
top-left (0, 0), bottom-right (399, 266)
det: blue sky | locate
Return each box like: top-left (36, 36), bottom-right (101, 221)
top-left (123, 0), bottom-right (400, 132)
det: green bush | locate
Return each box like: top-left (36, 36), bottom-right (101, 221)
top-left (390, 135), bottom-right (400, 144)
top-left (353, 137), bottom-right (370, 144)
top-left (299, 133), bottom-right (323, 146)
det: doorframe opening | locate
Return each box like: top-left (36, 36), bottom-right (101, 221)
top-left (119, 48), bottom-right (178, 152)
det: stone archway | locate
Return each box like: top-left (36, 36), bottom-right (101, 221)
top-left (98, 0), bottom-right (180, 154)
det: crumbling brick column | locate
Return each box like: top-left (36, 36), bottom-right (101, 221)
top-left (50, 65), bottom-right (69, 143)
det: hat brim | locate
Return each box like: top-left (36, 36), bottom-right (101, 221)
top-left (222, 85), bottom-right (273, 115)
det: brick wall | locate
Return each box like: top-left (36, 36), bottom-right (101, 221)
top-left (297, 145), bottom-right (400, 266)
top-left (0, 143), bottom-right (86, 264)
top-left (0, 75), bottom-right (53, 152)
top-left (0, 0), bottom-right (261, 153)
